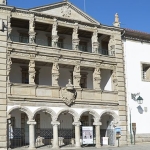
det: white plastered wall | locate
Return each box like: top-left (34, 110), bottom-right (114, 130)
top-left (124, 39), bottom-right (150, 134)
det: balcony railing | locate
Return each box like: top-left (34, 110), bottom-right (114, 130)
top-left (8, 83), bottom-right (118, 104)
top-left (10, 36), bottom-right (114, 56)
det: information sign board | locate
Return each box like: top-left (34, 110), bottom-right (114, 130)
top-left (82, 126), bottom-right (93, 144)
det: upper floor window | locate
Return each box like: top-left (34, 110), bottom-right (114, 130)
top-left (142, 63), bottom-right (150, 81)
top-left (80, 72), bottom-right (88, 88)
top-left (58, 38), bottom-right (64, 48)
top-left (21, 66), bottom-right (39, 84)
top-left (19, 33), bottom-right (29, 43)
top-left (79, 41), bottom-right (87, 52)
top-left (47, 37), bottom-right (52, 47)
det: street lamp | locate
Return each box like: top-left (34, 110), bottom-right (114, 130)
top-left (129, 93), bottom-right (144, 144)
top-left (136, 96), bottom-right (143, 104)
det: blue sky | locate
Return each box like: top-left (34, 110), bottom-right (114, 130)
top-left (8, 0), bottom-right (150, 33)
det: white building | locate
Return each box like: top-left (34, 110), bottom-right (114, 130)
top-left (0, 0), bottom-right (128, 149)
top-left (123, 29), bottom-right (150, 143)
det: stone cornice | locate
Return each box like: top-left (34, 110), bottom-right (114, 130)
top-left (8, 46), bottom-right (117, 69)
top-left (0, 5), bottom-right (122, 33)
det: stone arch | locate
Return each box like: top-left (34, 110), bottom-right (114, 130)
top-left (79, 109), bottom-right (100, 122)
top-left (100, 110), bottom-right (119, 127)
top-left (56, 108), bottom-right (79, 122)
top-left (33, 107), bottom-right (57, 121)
top-left (8, 106), bottom-right (33, 120)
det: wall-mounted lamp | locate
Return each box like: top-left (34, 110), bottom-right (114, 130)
top-left (136, 96), bottom-right (143, 104)
top-left (131, 93), bottom-right (143, 104)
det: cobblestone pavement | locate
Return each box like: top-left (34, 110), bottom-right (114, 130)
top-left (17, 143), bottom-right (150, 150)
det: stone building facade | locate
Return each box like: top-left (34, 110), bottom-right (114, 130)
top-left (0, 0), bottom-right (127, 149)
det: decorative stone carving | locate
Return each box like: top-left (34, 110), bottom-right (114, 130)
top-left (113, 13), bottom-right (120, 27)
top-left (72, 23), bottom-right (79, 50)
top-left (52, 18), bottom-right (59, 47)
top-left (92, 27), bottom-right (99, 53)
top-left (29, 60), bottom-right (36, 85)
top-left (108, 35), bottom-right (115, 56)
top-left (73, 65), bottom-right (81, 88)
top-left (112, 68), bottom-right (118, 91)
top-left (61, 5), bottom-right (71, 18)
top-left (7, 15), bottom-right (12, 41)
top-left (29, 18), bottom-right (36, 44)
top-left (61, 79), bottom-right (77, 106)
top-left (7, 56), bottom-right (12, 83)
top-left (52, 62), bottom-right (59, 86)
top-left (93, 67), bottom-right (101, 90)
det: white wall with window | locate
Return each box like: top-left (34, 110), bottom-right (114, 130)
top-left (124, 39), bottom-right (150, 135)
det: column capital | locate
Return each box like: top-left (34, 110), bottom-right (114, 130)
top-left (72, 121), bottom-right (81, 126)
top-left (93, 121), bottom-right (102, 126)
top-left (51, 121), bottom-right (60, 126)
top-left (27, 120), bottom-right (36, 125)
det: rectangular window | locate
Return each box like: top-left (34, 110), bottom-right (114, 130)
top-left (79, 41), bottom-right (87, 52)
top-left (142, 63), bottom-right (150, 81)
top-left (19, 33), bottom-right (29, 43)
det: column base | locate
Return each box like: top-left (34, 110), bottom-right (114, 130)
top-left (75, 146), bottom-right (81, 149)
top-left (95, 145), bottom-right (101, 148)
top-left (28, 147), bottom-right (36, 150)
top-left (52, 146), bottom-right (60, 149)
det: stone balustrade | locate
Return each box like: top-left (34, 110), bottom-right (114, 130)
top-left (8, 83), bottom-right (118, 104)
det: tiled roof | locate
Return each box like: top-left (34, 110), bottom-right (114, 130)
top-left (124, 28), bottom-right (150, 41)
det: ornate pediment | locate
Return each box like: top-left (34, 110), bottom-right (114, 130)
top-left (30, 1), bottom-right (100, 24)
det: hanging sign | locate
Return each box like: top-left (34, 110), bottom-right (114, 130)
top-left (82, 126), bottom-right (93, 144)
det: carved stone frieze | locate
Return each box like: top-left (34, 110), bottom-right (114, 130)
top-left (61, 5), bottom-right (71, 18)
top-left (61, 79), bottom-right (77, 106)
top-left (11, 52), bottom-right (30, 58)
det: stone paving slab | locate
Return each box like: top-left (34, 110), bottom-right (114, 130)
top-left (15, 143), bottom-right (150, 150)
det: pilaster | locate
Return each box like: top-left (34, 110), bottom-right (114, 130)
top-left (108, 35), bottom-right (115, 56)
top-left (29, 16), bottom-right (36, 44)
top-left (52, 62), bottom-right (59, 86)
top-left (52, 18), bottom-right (59, 47)
top-left (0, 12), bottom-right (8, 149)
top-left (29, 55), bottom-right (36, 85)
top-left (7, 14), bottom-right (12, 41)
top-left (93, 67), bottom-right (101, 90)
top-left (73, 65), bottom-right (81, 88)
top-left (92, 27), bottom-right (99, 53)
top-left (114, 31), bottom-right (128, 145)
top-left (72, 23), bottom-right (79, 50)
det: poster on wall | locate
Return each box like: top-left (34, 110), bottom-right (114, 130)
top-left (82, 126), bottom-right (93, 144)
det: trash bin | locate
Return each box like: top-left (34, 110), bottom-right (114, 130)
top-left (102, 137), bottom-right (109, 145)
